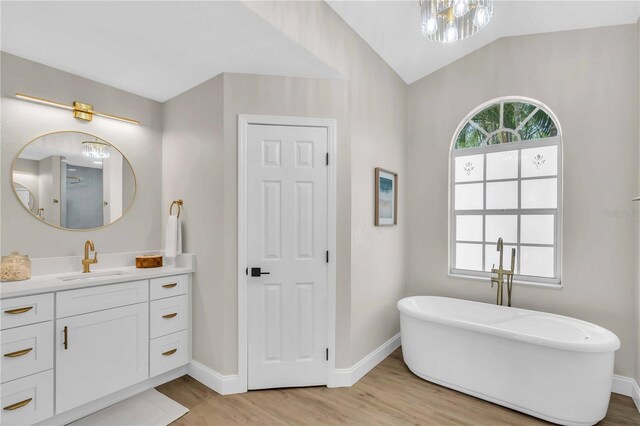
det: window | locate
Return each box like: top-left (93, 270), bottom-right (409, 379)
top-left (450, 97), bottom-right (562, 285)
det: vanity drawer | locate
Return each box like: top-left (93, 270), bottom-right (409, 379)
top-left (150, 330), bottom-right (189, 377)
top-left (1, 369), bottom-right (53, 426)
top-left (1, 294), bottom-right (53, 330)
top-left (150, 295), bottom-right (189, 339)
top-left (150, 274), bottom-right (188, 300)
top-left (57, 280), bottom-right (148, 318)
top-left (1, 322), bottom-right (53, 384)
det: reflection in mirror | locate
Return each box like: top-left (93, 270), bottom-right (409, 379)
top-left (13, 182), bottom-right (35, 211)
top-left (12, 131), bottom-right (135, 230)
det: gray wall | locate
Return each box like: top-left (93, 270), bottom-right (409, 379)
top-left (1, 52), bottom-right (163, 257)
top-left (162, 75), bottom-right (226, 373)
top-left (14, 158), bottom-right (38, 175)
top-left (407, 24), bottom-right (639, 378)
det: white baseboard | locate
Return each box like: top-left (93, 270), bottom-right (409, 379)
top-left (328, 333), bottom-right (401, 388)
top-left (188, 360), bottom-right (242, 395)
top-left (38, 366), bottom-right (188, 426)
top-left (187, 334), bottom-right (399, 394)
top-left (612, 374), bottom-right (640, 413)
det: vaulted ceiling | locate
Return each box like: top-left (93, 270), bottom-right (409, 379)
top-left (2, 1), bottom-right (638, 101)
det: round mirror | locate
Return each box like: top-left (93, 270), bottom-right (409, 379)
top-left (12, 131), bottom-right (136, 230)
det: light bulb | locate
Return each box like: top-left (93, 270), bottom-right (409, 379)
top-left (452, 0), bottom-right (469, 17)
top-left (473, 5), bottom-right (491, 28)
top-left (422, 15), bottom-right (438, 36)
top-left (444, 21), bottom-right (458, 43)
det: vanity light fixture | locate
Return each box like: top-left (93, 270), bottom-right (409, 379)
top-left (15, 93), bottom-right (140, 125)
top-left (420, 0), bottom-right (493, 43)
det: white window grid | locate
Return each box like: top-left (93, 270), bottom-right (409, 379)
top-left (450, 136), bottom-right (562, 286)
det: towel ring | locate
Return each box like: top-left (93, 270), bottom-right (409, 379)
top-left (169, 199), bottom-right (183, 218)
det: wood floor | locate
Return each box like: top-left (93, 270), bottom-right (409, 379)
top-left (156, 348), bottom-right (640, 425)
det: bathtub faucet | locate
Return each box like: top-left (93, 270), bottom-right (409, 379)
top-left (490, 238), bottom-right (516, 306)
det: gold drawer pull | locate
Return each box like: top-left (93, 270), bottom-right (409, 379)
top-left (162, 283), bottom-right (178, 289)
top-left (4, 348), bottom-right (33, 358)
top-left (162, 313), bottom-right (177, 319)
top-left (4, 306), bottom-right (33, 315)
top-left (162, 348), bottom-right (177, 356)
top-left (4, 398), bottom-right (32, 411)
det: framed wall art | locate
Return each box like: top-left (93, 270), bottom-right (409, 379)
top-left (375, 167), bottom-right (398, 226)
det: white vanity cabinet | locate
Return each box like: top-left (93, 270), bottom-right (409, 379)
top-left (55, 301), bottom-right (149, 413)
top-left (0, 268), bottom-right (192, 425)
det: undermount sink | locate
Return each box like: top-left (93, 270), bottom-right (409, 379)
top-left (58, 270), bottom-right (129, 282)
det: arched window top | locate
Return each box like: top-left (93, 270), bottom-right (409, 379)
top-left (455, 98), bottom-right (559, 149)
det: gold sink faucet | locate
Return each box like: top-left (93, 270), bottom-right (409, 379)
top-left (490, 237), bottom-right (515, 306)
top-left (82, 240), bottom-right (98, 273)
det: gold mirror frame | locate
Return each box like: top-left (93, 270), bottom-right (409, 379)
top-left (11, 130), bottom-right (137, 232)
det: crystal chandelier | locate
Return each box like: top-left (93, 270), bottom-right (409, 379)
top-left (420, 0), bottom-right (493, 43)
top-left (82, 139), bottom-right (110, 159)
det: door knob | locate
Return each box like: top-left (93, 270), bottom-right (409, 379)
top-left (250, 267), bottom-right (270, 277)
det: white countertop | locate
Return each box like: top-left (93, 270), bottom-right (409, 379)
top-left (1, 264), bottom-right (194, 299)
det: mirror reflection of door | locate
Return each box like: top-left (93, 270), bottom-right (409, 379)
top-left (12, 131), bottom-right (135, 230)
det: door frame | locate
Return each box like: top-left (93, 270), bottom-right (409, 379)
top-left (238, 115), bottom-right (337, 392)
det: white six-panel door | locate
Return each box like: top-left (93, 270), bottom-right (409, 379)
top-left (247, 124), bottom-right (328, 389)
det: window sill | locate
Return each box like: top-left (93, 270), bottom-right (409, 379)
top-left (447, 272), bottom-right (563, 289)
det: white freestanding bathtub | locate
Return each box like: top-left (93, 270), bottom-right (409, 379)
top-left (398, 296), bottom-right (621, 426)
